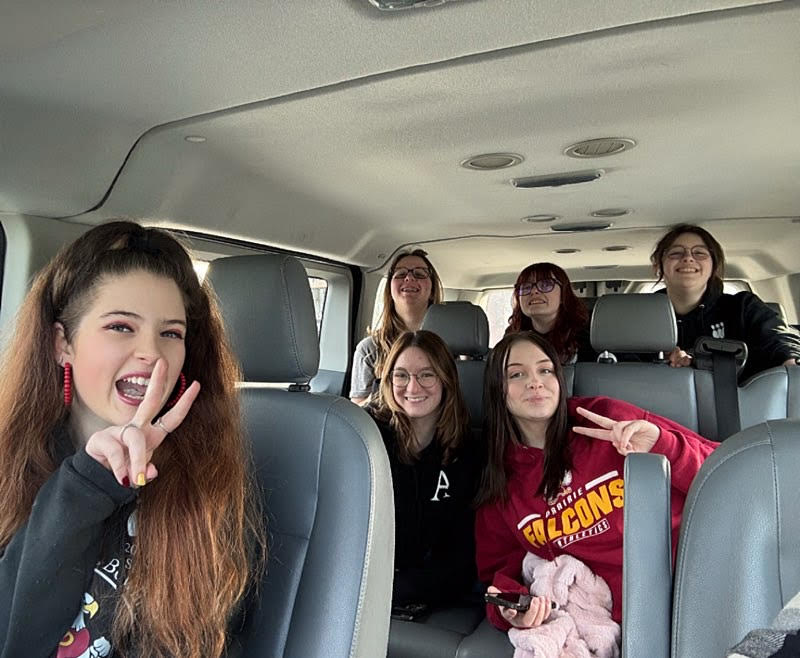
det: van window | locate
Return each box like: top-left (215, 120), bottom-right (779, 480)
top-left (309, 276), bottom-right (329, 334)
top-left (484, 288), bottom-right (513, 347)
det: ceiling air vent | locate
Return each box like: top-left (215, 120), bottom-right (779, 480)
top-left (564, 138), bottom-right (636, 159)
top-left (511, 170), bottom-right (603, 189)
top-left (462, 153), bottom-right (523, 171)
top-left (550, 221), bottom-right (612, 232)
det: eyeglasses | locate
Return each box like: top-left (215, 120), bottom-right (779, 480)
top-left (665, 246), bottom-right (711, 261)
top-left (391, 267), bottom-right (431, 280)
top-left (391, 370), bottom-right (439, 388)
top-left (515, 278), bottom-right (560, 297)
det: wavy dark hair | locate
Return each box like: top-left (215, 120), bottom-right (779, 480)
top-left (476, 331), bottom-right (572, 506)
top-left (0, 221), bottom-right (266, 658)
top-left (371, 249), bottom-right (443, 379)
top-left (650, 223), bottom-right (725, 295)
top-left (505, 262), bottom-right (588, 364)
top-left (375, 330), bottom-right (469, 465)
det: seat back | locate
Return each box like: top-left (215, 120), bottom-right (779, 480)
top-left (671, 420), bottom-right (800, 657)
top-left (207, 254), bottom-right (393, 658)
top-left (422, 302), bottom-right (489, 431)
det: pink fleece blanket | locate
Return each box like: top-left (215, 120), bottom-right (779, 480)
top-left (507, 553), bottom-right (620, 658)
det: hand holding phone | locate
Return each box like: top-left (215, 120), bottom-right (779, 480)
top-left (485, 586), bottom-right (556, 628)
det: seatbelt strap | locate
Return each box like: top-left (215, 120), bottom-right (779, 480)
top-left (710, 350), bottom-right (740, 440)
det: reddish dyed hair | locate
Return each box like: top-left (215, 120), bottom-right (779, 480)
top-left (0, 221), bottom-right (266, 658)
top-left (505, 262), bottom-right (588, 363)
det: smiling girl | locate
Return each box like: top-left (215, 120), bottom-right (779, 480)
top-left (0, 221), bottom-right (265, 658)
top-left (651, 224), bottom-right (800, 381)
top-left (505, 262), bottom-right (594, 365)
top-left (369, 330), bottom-right (478, 610)
top-left (350, 249), bottom-right (443, 405)
top-left (475, 332), bottom-right (716, 630)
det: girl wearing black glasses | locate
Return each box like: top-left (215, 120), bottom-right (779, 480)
top-left (506, 262), bottom-right (595, 364)
top-left (369, 330), bottom-right (478, 612)
top-left (350, 249), bottom-right (443, 404)
top-left (651, 224), bottom-right (800, 381)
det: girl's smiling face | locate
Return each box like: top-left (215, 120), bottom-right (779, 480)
top-left (55, 269), bottom-right (187, 440)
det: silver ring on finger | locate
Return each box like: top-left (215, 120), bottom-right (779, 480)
top-left (119, 423), bottom-right (139, 443)
top-left (154, 417), bottom-right (171, 434)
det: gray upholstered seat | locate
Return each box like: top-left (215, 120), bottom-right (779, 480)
top-left (207, 254), bottom-right (394, 658)
top-left (421, 301), bottom-right (489, 431)
top-left (623, 420), bottom-right (800, 658)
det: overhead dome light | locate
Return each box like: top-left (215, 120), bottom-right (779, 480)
top-left (602, 245), bottom-right (630, 252)
top-left (462, 153), bottom-right (523, 171)
top-left (521, 214), bottom-right (560, 223)
top-left (564, 138), bottom-right (636, 158)
top-left (184, 135), bottom-right (207, 143)
top-left (554, 248), bottom-right (581, 254)
top-left (591, 208), bottom-right (631, 218)
top-left (550, 221), bottom-right (612, 232)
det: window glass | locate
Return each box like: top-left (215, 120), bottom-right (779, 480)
top-left (640, 280), bottom-right (750, 295)
top-left (484, 288), bottom-right (513, 348)
top-left (309, 276), bottom-right (329, 334)
top-left (372, 276), bottom-right (387, 330)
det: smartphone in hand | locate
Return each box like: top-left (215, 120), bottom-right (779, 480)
top-left (484, 591), bottom-right (559, 612)
top-left (484, 591), bottom-right (533, 611)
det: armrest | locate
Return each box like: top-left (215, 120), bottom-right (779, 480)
top-left (622, 453), bottom-right (672, 658)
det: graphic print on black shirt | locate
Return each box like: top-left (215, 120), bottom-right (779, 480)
top-left (55, 507), bottom-right (136, 658)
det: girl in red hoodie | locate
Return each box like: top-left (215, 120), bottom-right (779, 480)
top-left (475, 331), bottom-right (717, 631)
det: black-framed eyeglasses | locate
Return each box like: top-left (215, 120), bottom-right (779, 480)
top-left (391, 369), bottom-right (439, 388)
top-left (665, 246), bottom-right (711, 261)
top-left (515, 278), bottom-right (560, 297)
top-left (391, 267), bottom-right (431, 280)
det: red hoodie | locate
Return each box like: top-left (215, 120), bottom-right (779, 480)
top-left (475, 395), bottom-right (718, 629)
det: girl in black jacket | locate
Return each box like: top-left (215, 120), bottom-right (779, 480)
top-left (370, 330), bottom-right (479, 610)
top-left (651, 224), bottom-right (800, 382)
top-left (0, 222), bottom-right (265, 658)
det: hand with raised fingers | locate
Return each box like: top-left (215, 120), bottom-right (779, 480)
top-left (572, 406), bottom-right (660, 456)
top-left (487, 586), bottom-right (553, 629)
top-left (84, 359), bottom-right (200, 487)
top-left (667, 347), bottom-right (692, 368)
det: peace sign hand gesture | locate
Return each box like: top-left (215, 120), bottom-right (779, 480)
top-left (84, 359), bottom-right (201, 487)
top-left (572, 406), bottom-right (660, 456)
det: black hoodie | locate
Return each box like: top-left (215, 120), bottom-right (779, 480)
top-left (374, 419), bottom-right (480, 607)
top-left (661, 287), bottom-right (800, 382)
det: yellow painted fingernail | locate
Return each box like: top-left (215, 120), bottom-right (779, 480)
top-left (137, 473), bottom-right (146, 486)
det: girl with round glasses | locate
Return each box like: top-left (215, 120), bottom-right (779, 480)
top-left (350, 249), bottom-right (443, 405)
top-left (506, 262), bottom-right (595, 364)
top-left (652, 224), bottom-right (800, 380)
top-left (369, 330), bottom-right (478, 611)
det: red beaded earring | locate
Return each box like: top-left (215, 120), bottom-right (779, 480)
top-left (63, 362), bottom-right (73, 406)
top-left (167, 372), bottom-right (187, 408)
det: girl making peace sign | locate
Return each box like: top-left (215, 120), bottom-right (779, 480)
top-left (475, 331), bottom-right (717, 632)
top-left (0, 221), bottom-right (265, 658)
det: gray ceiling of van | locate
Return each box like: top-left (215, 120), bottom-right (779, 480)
top-left (1, 0), bottom-right (798, 285)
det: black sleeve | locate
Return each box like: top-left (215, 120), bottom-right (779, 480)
top-left (0, 449), bottom-right (136, 658)
top-left (736, 292), bottom-right (800, 372)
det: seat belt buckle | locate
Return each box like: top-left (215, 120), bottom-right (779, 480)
top-left (692, 337), bottom-right (748, 375)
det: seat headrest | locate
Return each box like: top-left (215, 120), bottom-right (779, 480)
top-left (206, 254), bottom-right (320, 383)
top-left (590, 293), bottom-right (677, 353)
top-left (421, 302), bottom-right (489, 358)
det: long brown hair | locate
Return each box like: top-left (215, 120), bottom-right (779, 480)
top-left (476, 332), bottom-right (571, 506)
top-left (0, 221), bottom-right (266, 657)
top-left (650, 223), bottom-right (725, 295)
top-left (375, 330), bottom-right (468, 465)
top-left (505, 262), bottom-right (588, 364)
top-left (371, 249), bottom-right (443, 378)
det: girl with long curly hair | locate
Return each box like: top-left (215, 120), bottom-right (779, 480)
top-left (505, 262), bottom-right (594, 364)
top-left (0, 221), bottom-right (265, 658)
